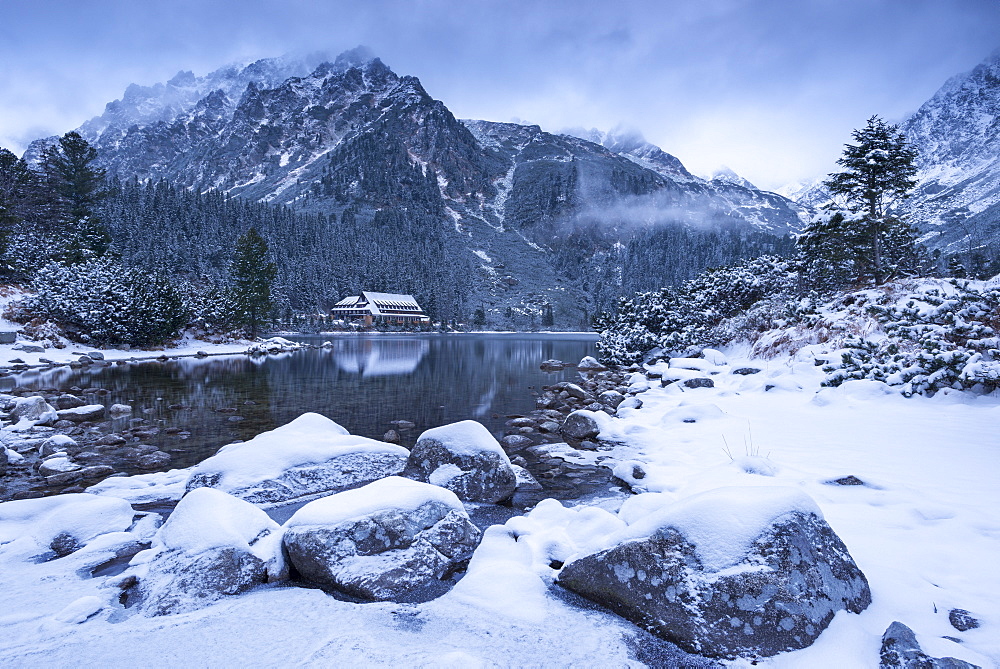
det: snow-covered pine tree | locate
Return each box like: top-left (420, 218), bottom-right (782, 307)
top-left (815, 116), bottom-right (921, 286)
top-left (37, 132), bottom-right (112, 263)
top-left (229, 227), bottom-right (277, 339)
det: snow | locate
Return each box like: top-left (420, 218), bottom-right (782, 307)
top-left (186, 412), bottom-right (404, 493)
top-left (86, 468), bottom-right (189, 505)
top-left (618, 486), bottom-right (821, 572)
top-left (0, 346), bottom-right (998, 666)
top-left (284, 476), bottom-right (465, 529)
top-left (0, 494), bottom-right (134, 555)
top-left (154, 487), bottom-right (282, 568)
top-left (416, 419), bottom-right (508, 458)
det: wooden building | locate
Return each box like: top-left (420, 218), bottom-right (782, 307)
top-left (330, 291), bottom-right (430, 326)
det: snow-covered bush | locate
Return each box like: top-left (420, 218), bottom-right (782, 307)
top-left (598, 256), bottom-right (798, 364)
top-left (19, 259), bottom-right (191, 347)
top-left (823, 281), bottom-right (1000, 395)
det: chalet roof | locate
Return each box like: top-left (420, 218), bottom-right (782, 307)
top-left (333, 296), bottom-right (361, 307)
top-left (362, 291), bottom-right (420, 308)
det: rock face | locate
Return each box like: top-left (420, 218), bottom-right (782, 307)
top-left (184, 412), bottom-right (409, 506)
top-left (282, 477), bottom-right (481, 602)
top-left (879, 621), bottom-right (979, 669)
top-left (556, 487), bottom-right (871, 659)
top-left (402, 420), bottom-right (516, 504)
top-left (135, 487), bottom-right (285, 616)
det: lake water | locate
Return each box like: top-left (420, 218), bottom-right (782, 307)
top-left (8, 334), bottom-right (600, 489)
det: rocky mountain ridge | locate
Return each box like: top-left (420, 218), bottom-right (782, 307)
top-left (782, 48), bottom-right (1000, 260)
top-left (25, 49), bottom-right (803, 324)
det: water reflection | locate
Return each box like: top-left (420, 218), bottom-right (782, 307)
top-left (329, 337), bottom-right (430, 376)
top-left (7, 334), bottom-right (598, 475)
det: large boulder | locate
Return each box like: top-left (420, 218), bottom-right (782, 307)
top-left (402, 420), bottom-right (516, 504)
top-left (560, 409), bottom-right (618, 442)
top-left (879, 621), bottom-right (979, 669)
top-left (132, 487), bottom-right (285, 616)
top-left (184, 413), bottom-right (409, 506)
top-left (9, 396), bottom-right (58, 425)
top-left (556, 487), bottom-right (871, 659)
top-left (283, 477), bottom-right (481, 602)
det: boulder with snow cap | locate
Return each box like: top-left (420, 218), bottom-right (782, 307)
top-left (556, 486), bottom-right (871, 659)
top-left (185, 412), bottom-right (410, 506)
top-left (282, 477), bottom-right (481, 602)
top-left (560, 409), bottom-right (618, 442)
top-left (402, 420), bottom-right (516, 504)
top-left (134, 487), bottom-right (285, 616)
top-left (577, 355), bottom-right (608, 371)
top-left (56, 405), bottom-right (106, 422)
top-left (9, 396), bottom-right (58, 425)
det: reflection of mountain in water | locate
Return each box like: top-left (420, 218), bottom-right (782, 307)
top-left (329, 338), bottom-right (429, 377)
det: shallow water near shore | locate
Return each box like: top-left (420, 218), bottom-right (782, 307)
top-left (6, 333), bottom-right (610, 503)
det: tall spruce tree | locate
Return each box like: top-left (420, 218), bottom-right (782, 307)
top-left (229, 227), bottom-right (277, 339)
top-left (812, 115), bottom-right (920, 286)
top-left (37, 132), bottom-right (112, 261)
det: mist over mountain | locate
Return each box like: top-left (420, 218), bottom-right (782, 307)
top-left (25, 49), bottom-right (807, 324)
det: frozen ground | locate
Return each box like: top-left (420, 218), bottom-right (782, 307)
top-left (0, 344), bottom-right (997, 667)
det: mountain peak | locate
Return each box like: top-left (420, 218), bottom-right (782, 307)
top-left (333, 45), bottom-right (377, 70)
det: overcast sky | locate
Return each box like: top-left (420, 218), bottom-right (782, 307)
top-left (1, 0), bottom-right (998, 190)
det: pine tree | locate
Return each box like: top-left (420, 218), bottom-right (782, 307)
top-left (229, 227), bottom-right (277, 339)
top-left (0, 148), bottom-right (31, 262)
top-left (821, 115), bottom-right (920, 285)
top-left (37, 132), bottom-right (111, 262)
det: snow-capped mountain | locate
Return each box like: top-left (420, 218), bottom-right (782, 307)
top-left (27, 48), bottom-right (805, 323)
top-left (901, 48), bottom-right (1000, 252)
top-left (780, 48), bottom-right (1000, 255)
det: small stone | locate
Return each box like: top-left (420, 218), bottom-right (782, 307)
top-left (136, 451), bottom-right (172, 470)
top-left (383, 429), bottom-right (401, 444)
top-left (732, 367), bottom-right (761, 375)
top-left (500, 434), bottom-right (533, 451)
top-left (97, 434), bottom-right (128, 446)
top-left (683, 378), bottom-right (715, 389)
top-left (108, 404), bottom-right (133, 416)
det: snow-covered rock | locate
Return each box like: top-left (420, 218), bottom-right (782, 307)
top-left (39, 434), bottom-right (78, 457)
top-left (133, 487), bottom-right (285, 616)
top-left (246, 337), bottom-right (303, 355)
top-left (185, 412), bottom-right (409, 506)
top-left (0, 493), bottom-right (134, 558)
top-left (402, 420), bottom-right (516, 504)
top-left (556, 487), bottom-right (872, 659)
top-left (55, 405), bottom-right (106, 422)
top-left (282, 477), bottom-right (481, 601)
top-left (559, 410), bottom-right (620, 442)
top-left (576, 355), bottom-right (608, 371)
top-left (38, 457), bottom-right (81, 477)
top-left (87, 469), bottom-right (189, 505)
top-left (879, 621), bottom-right (978, 669)
top-left (9, 396), bottom-right (58, 425)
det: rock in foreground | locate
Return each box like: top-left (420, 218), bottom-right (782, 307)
top-left (402, 420), bottom-right (516, 503)
top-left (283, 477), bottom-right (481, 602)
top-left (134, 487), bottom-right (285, 616)
top-left (879, 621), bottom-right (979, 668)
top-left (185, 413), bottom-right (409, 506)
top-left (556, 487), bottom-right (871, 659)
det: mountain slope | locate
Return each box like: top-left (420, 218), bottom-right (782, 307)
top-left (901, 48), bottom-right (1000, 254)
top-left (34, 50), bottom-right (803, 324)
